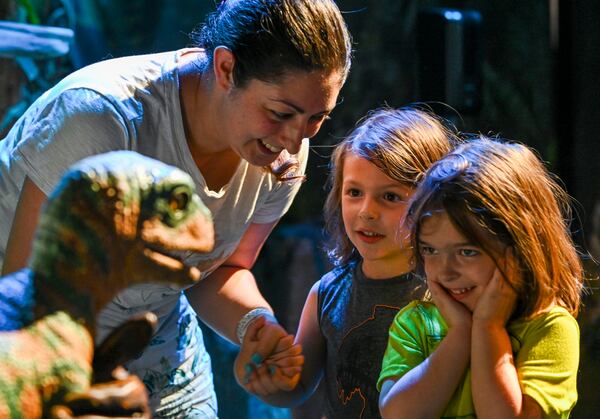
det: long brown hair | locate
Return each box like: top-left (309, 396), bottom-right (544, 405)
top-left (324, 107), bottom-right (457, 266)
top-left (407, 136), bottom-right (583, 318)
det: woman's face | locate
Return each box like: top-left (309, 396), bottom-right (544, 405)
top-left (221, 69), bottom-right (343, 167)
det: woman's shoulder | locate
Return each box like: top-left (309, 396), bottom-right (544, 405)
top-left (44, 51), bottom-right (179, 107)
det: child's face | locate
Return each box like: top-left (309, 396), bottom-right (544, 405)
top-left (341, 154), bottom-right (413, 278)
top-left (418, 211), bottom-right (500, 312)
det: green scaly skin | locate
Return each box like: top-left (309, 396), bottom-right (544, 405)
top-left (0, 152), bottom-right (214, 418)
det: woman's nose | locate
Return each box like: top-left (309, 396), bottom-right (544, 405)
top-left (280, 122), bottom-right (305, 155)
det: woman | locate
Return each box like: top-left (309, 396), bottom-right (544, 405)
top-left (0, 0), bottom-right (352, 416)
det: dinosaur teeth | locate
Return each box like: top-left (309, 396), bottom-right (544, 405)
top-left (143, 248), bottom-right (184, 270)
top-left (142, 247), bottom-right (201, 282)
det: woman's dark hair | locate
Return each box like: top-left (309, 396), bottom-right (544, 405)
top-left (193, 0), bottom-right (352, 87)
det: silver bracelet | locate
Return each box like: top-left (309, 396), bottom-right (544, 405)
top-left (236, 307), bottom-right (278, 344)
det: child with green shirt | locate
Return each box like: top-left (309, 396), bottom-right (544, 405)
top-left (378, 137), bottom-right (582, 418)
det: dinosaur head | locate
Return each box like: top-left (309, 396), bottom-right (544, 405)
top-left (29, 151), bottom-right (214, 330)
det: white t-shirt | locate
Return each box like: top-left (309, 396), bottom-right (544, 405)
top-left (0, 50), bottom-right (308, 416)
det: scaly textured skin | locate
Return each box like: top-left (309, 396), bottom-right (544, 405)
top-left (0, 312), bottom-right (92, 418)
top-left (0, 151), bottom-right (214, 418)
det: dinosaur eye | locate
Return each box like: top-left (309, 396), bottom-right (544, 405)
top-left (169, 190), bottom-right (190, 211)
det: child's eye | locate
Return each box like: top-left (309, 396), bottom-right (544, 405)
top-left (383, 192), bottom-right (402, 202)
top-left (419, 245), bottom-right (436, 256)
top-left (346, 188), bottom-right (361, 197)
top-left (459, 248), bottom-right (480, 257)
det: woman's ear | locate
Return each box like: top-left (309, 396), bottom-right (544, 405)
top-left (213, 46), bottom-right (236, 91)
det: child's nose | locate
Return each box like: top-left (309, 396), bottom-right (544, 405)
top-left (359, 199), bottom-right (378, 221)
top-left (438, 254), bottom-right (458, 281)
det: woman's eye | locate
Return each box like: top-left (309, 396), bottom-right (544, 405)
top-left (309, 114), bottom-right (331, 123)
top-left (271, 110), bottom-right (293, 120)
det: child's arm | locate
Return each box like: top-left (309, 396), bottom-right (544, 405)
top-left (379, 280), bottom-right (472, 419)
top-left (471, 255), bottom-right (543, 418)
top-left (237, 281), bottom-right (327, 407)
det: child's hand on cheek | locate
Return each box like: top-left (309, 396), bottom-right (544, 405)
top-left (473, 248), bottom-right (518, 326)
top-left (428, 279), bottom-right (472, 330)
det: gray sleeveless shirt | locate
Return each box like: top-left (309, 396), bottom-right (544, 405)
top-left (318, 261), bottom-right (426, 418)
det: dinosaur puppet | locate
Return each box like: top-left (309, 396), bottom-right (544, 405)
top-left (0, 151), bottom-right (214, 418)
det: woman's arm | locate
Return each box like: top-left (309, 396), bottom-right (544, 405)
top-left (185, 221), bottom-right (279, 343)
top-left (3, 177), bottom-right (47, 275)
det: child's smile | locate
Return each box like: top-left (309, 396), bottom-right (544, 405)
top-left (447, 286), bottom-right (475, 296)
top-left (356, 229), bottom-right (385, 244)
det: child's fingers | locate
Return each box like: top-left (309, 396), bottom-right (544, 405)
top-left (243, 362), bottom-right (302, 394)
top-left (245, 364), bottom-right (280, 396)
top-left (252, 322), bottom-right (289, 365)
top-left (265, 355), bottom-right (304, 377)
top-left (260, 364), bottom-right (301, 391)
top-left (272, 368), bottom-right (301, 391)
top-left (277, 365), bottom-right (303, 379)
top-left (267, 340), bottom-right (302, 362)
top-left (474, 259), bottom-right (518, 324)
top-left (428, 278), bottom-right (471, 328)
top-left (265, 353), bottom-right (304, 369)
top-left (273, 334), bottom-right (295, 353)
top-left (427, 279), bottom-right (451, 305)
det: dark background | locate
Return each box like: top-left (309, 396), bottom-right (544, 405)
top-left (1, 1), bottom-right (598, 418)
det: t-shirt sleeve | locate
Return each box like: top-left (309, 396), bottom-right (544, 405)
top-left (515, 310), bottom-right (580, 418)
top-left (377, 301), bottom-right (428, 391)
top-left (251, 138), bottom-right (309, 224)
top-left (14, 88), bottom-right (130, 196)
